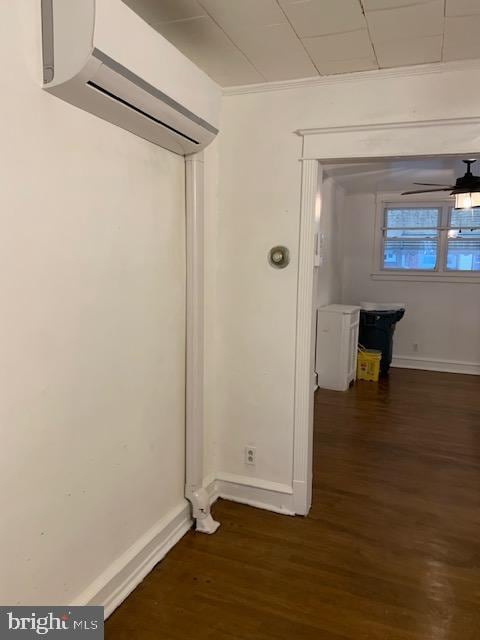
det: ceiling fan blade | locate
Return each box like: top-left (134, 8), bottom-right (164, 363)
top-left (413, 182), bottom-right (455, 187)
top-left (401, 188), bottom-right (453, 195)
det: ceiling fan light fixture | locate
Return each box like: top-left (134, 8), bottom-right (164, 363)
top-left (402, 160), bottom-right (480, 204)
top-left (454, 191), bottom-right (480, 209)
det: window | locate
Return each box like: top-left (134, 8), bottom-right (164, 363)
top-left (383, 207), bottom-right (439, 271)
top-left (446, 209), bottom-right (480, 272)
top-left (379, 202), bottom-right (480, 276)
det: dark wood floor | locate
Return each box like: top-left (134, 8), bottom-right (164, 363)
top-left (106, 369), bottom-right (480, 639)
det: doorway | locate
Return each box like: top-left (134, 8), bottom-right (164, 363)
top-left (295, 115), bottom-right (480, 515)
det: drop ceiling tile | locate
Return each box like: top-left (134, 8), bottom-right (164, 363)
top-left (278, 0), bottom-right (367, 38)
top-left (317, 57), bottom-right (379, 75)
top-left (199, 0), bottom-right (317, 80)
top-left (122, 0), bottom-right (205, 25)
top-left (375, 34), bottom-right (442, 67)
top-left (366, 0), bottom-right (444, 42)
top-left (226, 23), bottom-right (318, 80)
top-left (363, 0), bottom-right (433, 9)
top-left (199, 0), bottom-right (287, 27)
top-left (157, 17), bottom-right (264, 85)
top-left (303, 29), bottom-right (376, 65)
top-left (443, 15), bottom-right (480, 60)
top-left (446, 0), bottom-right (480, 16)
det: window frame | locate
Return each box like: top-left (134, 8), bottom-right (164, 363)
top-left (372, 193), bottom-right (480, 283)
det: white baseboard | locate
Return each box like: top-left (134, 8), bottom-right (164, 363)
top-left (392, 355), bottom-right (480, 376)
top-left (206, 472), bottom-right (296, 516)
top-left (72, 501), bottom-right (192, 619)
top-left (71, 474), bottom-right (297, 619)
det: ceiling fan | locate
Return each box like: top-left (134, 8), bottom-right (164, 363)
top-left (402, 159), bottom-right (480, 209)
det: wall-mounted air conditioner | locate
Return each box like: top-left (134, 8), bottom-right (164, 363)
top-left (41, 0), bottom-right (221, 155)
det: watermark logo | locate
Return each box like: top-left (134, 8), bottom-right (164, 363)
top-left (0, 607), bottom-right (103, 638)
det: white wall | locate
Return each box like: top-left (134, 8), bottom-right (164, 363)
top-left (2, 3), bottom-right (186, 605)
top-left (340, 193), bottom-right (480, 368)
top-left (313, 177), bottom-right (345, 378)
top-left (316, 177), bottom-right (345, 310)
top-left (207, 61), bottom-right (480, 491)
top-left (208, 116), bottom-right (301, 486)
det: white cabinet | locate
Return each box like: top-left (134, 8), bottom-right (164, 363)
top-left (316, 305), bottom-right (360, 391)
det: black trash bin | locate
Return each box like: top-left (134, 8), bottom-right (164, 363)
top-left (359, 308), bottom-right (405, 375)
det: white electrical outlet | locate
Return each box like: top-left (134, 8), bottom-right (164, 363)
top-left (245, 446), bottom-right (256, 465)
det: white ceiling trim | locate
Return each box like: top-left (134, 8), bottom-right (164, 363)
top-left (296, 114), bottom-right (480, 138)
top-left (223, 57), bottom-right (480, 96)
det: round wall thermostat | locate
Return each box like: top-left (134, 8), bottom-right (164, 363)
top-left (268, 246), bottom-right (290, 269)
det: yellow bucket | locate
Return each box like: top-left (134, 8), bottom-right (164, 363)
top-left (357, 346), bottom-right (382, 382)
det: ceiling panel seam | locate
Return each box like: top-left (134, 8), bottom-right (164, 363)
top-left (196, 1), bottom-right (267, 81)
top-left (358, 0), bottom-right (380, 68)
top-left (274, 0), bottom-right (322, 75)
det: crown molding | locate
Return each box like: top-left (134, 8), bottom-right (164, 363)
top-left (296, 114), bottom-right (480, 137)
top-left (223, 58), bottom-right (480, 97)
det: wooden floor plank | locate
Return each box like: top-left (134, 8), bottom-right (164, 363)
top-left (106, 369), bottom-right (480, 639)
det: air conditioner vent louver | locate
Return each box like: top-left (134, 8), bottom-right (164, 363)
top-left (86, 81), bottom-right (200, 145)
